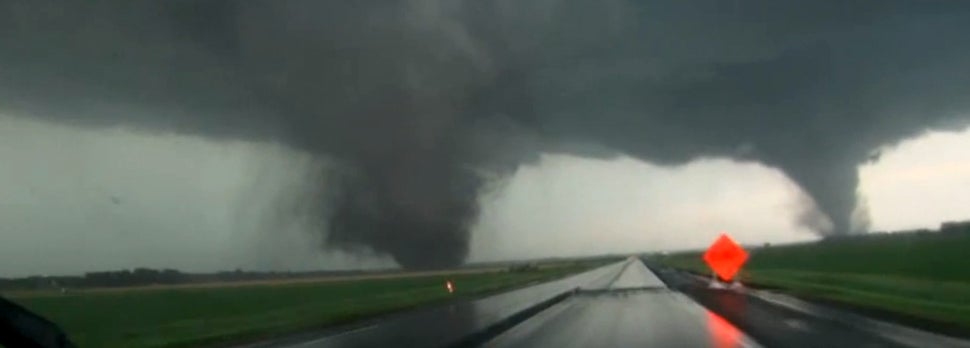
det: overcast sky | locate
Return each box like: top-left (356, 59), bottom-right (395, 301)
top-left (3, 1), bottom-right (970, 275)
top-left (1, 114), bottom-right (967, 277)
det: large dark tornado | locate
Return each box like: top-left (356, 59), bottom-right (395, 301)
top-left (1, 0), bottom-right (969, 267)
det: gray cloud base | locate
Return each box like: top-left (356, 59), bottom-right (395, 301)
top-left (2, 0), bottom-right (969, 268)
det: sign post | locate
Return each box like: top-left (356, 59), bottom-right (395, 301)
top-left (702, 233), bottom-right (749, 289)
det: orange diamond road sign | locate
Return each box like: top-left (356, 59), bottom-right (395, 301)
top-left (703, 233), bottom-right (749, 282)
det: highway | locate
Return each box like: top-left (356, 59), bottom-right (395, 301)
top-left (243, 261), bottom-right (627, 348)
top-left (651, 265), bottom-right (970, 348)
top-left (247, 258), bottom-right (970, 348)
top-left (486, 258), bottom-right (761, 347)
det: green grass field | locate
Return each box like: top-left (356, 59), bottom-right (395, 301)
top-left (5, 262), bottom-right (602, 348)
top-left (652, 231), bottom-right (970, 332)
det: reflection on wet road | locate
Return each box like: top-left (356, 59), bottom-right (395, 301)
top-left (649, 264), bottom-right (970, 348)
top-left (255, 261), bottom-right (625, 348)
top-left (486, 291), bottom-right (759, 348)
top-left (253, 257), bottom-right (970, 348)
top-left (486, 258), bottom-right (760, 348)
top-left (707, 311), bottom-right (745, 348)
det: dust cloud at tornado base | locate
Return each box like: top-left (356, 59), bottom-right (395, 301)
top-left (1, 1), bottom-right (969, 268)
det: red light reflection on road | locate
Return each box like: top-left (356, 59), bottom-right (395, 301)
top-left (706, 311), bottom-right (742, 348)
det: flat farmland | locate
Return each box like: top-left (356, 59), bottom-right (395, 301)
top-left (6, 262), bottom-right (603, 348)
top-left (652, 231), bottom-right (970, 335)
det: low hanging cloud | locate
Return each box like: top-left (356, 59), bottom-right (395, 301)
top-left (1, 0), bottom-right (969, 268)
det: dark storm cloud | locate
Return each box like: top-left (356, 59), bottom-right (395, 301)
top-left (2, 0), bottom-right (969, 267)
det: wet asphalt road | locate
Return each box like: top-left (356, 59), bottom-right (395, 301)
top-left (485, 258), bottom-right (760, 348)
top-left (647, 262), bottom-right (970, 348)
top-left (246, 261), bottom-right (626, 348)
top-left (258, 258), bottom-right (761, 348)
top-left (252, 258), bottom-right (970, 348)
top-left (485, 290), bottom-right (758, 348)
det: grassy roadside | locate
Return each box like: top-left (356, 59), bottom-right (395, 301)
top-left (5, 262), bottom-right (605, 348)
top-left (651, 232), bottom-right (970, 333)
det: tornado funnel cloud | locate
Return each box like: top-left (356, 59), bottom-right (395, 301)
top-left (324, 163), bottom-right (478, 269)
top-left (1, 0), bottom-right (969, 267)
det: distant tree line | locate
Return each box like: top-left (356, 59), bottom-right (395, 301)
top-left (0, 267), bottom-right (377, 291)
top-left (941, 220), bottom-right (970, 234)
top-left (4, 220), bottom-right (968, 291)
top-left (820, 219), bottom-right (970, 243)
top-left (865, 220), bottom-right (970, 235)
top-left (83, 268), bottom-right (185, 287)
